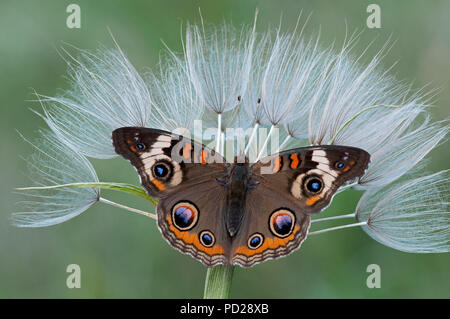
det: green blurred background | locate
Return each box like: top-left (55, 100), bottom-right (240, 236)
top-left (0, 0), bottom-right (449, 298)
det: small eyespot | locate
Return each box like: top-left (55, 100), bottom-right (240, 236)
top-left (152, 161), bottom-right (172, 180)
top-left (305, 177), bottom-right (323, 193)
top-left (335, 161), bottom-right (345, 169)
top-left (171, 201), bottom-right (198, 231)
top-left (248, 233), bottom-right (264, 249)
top-left (136, 143), bottom-right (145, 150)
top-left (199, 230), bottom-right (215, 247)
top-left (269, 209), bottom-right (295, 238)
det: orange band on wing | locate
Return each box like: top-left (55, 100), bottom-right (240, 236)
top-left (273, 157), bottom-right (282, 173)
top-left (306, 195), bottom-right (322, 206)
top-left (290, 153), bottom-right (299, 169)
top-left (201, 149), bottom-right (208, 164)
top-left (234, 225), bottom-right (300, 257)
top-left (166, 215), bottom-right (224, 255)
top-left (344, 160), bottom-right (356, 172)
top-left (151, 179), bottom-right (166, 191)
top-left (183, 143), bottom-right (192, 159)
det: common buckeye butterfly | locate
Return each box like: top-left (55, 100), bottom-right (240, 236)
top-left (112, 127), bottom-right (370, 268)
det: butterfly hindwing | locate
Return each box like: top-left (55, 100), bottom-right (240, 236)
top-left (156, 181), bottom-right (230, 267)
top-left (230, 184), bottom-right (311, 267)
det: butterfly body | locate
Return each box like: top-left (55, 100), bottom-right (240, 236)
top-left (223, 163), bottom-right (254, 237)
top-left (112, 127), bottom-right (370, 268)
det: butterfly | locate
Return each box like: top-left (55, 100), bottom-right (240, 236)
top-left (112, 127), bottom-right (370, 268)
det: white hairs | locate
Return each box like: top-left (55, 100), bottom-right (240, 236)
top-left (13, 131), bottom-right (99, 227)
top-left (146, 54), bottom-right (204, 133)
top-left (356, 170), bottom-right (450, 253)
top-left (185, 21), bottom-right (255, 114)
top-left (41, 47), bottom-right (153, 158)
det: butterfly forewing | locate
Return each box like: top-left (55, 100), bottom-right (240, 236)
top-left (112, 127), bottom-right (228, 198)
top-left (251, 145), bottom-right (370, 214)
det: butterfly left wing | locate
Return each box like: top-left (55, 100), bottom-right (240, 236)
top-left (251, 145), bottom-right (370, 214)
top-left (112, 127), bottom-right (231, 267)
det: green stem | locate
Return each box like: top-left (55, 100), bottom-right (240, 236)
top-left (15, 182), bottom-right (157, 205)
top-left (203, 265), bottom-right (235, 299)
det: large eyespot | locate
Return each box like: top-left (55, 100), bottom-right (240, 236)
top-left (153, 163), bottom-right (170, 178)
top-left (304, 176), bottom-right (323, 193)
top-left (136, 143), bottom-right (145, 151)
top-left (269, 209), bottom-right (295, 238)
top-left (199, 230), bottom-right (215, 247)
top-left (171, 201), bottom-right (198, 231)
top-left (248, 233), bottom-right (264, 249)
top-left (152, 161), bottom-right (172, 180)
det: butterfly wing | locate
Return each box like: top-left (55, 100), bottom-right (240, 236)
top-left (251, 145), bottom-right (370, 214)
top-left (112, 127), bottom-right (228, 198)
top-left (156, 181), bottom-right (231, 266)
top-left (230, 185), bottom-right (311, 267)
top-left (228, 145), bottom-right (369, 267)
top-left (113, 127), bottom-right (230, 266)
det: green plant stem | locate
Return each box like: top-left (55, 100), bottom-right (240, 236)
top-left (203, 265), bottom-right (235, 299)
top-left (15, 182), bottom-right (157, 205)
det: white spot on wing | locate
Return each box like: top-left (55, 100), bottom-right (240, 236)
top-left (156, 135), bottom-right (172, 143)
top-left (140, 149), bottom-right (164, 159)
top-left (316, 163), bottom-right (338, 178)
top-left (311, 150), bottom-right (328, 164)
top-left (151, 141), bottom-right (171, 149)
top-left (290, 173), bottom-right (305, 199)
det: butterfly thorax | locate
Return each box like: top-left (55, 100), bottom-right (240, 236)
top-left (223, 163), bottom-right (255, 237)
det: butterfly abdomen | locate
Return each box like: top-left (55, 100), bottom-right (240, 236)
top-left (225, 164), bottom-right (253, 237)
